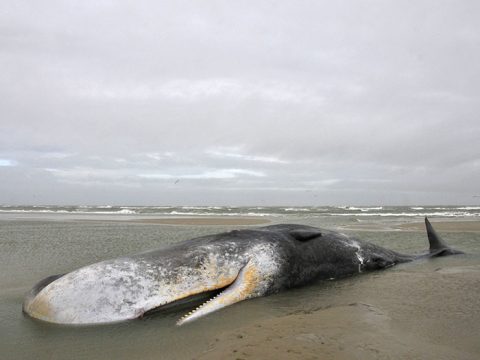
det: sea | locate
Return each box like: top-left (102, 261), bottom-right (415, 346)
top-left (1, 204), bottom-right (480, 218)
top-left (1, 205), bottom-right (479, 359)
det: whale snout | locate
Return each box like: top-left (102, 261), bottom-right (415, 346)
top-left (23, 274), bottom-right (64, 322)
top-left (22, 260), bottom-right (169, 325)
top-left (23, 292), bottom-right (56, 322)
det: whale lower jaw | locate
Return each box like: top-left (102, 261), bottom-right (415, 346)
top-left (176, 260), bottom-right (261, 325)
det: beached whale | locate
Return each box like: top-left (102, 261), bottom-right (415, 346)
top-left (23, 218), bottom-right (463, 325)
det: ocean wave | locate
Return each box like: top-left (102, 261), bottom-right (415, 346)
top-left (179, 206), bottom-right (224, 210)
top-left (167, 211), bottom-right (279, 217)
top-left (341, 206), bottom-right (384, 212)
top-left (334, 212), bottom-right (479, 217)
top-left (0, 205), bottom-right (478, 218)
top-left (0, 209), bottom-right (71, 214)
top-left (0, 208), bottom-right (137, 215)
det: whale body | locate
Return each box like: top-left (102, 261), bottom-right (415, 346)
top-left (23, 218), bottom-right (463, 325)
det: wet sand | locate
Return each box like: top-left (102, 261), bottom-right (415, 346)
top-left (2, 216), bottom-right (478, 360)
top-left (399, 220), bottom-right (480, 232)
top-left (197, 264), bottom-right (480, 360)
top-left (339, 219), bottom-right (480, 232)
top-left (198, 303), bottom-right (415, 360)
top-left (126, 217), bottom-right (271, 226)
top-left (110, 217), bottom-right (480, 231)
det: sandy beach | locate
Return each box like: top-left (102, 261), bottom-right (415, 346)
top-left (2, 214), bottom-right (479, 360)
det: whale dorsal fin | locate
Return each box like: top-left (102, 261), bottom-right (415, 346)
top-left (425, 217), bottom-right (448, 251)
top-left (424, 217), bottom-right (464, 256)
top-left (289, 229), bottom-right (322, 242)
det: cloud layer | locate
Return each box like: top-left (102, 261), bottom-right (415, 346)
top-left (1, 1), bottom-right (479, 205)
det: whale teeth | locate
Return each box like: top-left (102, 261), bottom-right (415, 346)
top-left (178, 290), bottom-right (230, 325)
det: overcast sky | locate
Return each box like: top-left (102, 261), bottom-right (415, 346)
top-left (1, 1), bottom-right (479, 206)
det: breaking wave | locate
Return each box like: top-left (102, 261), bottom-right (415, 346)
top-left (0, 205), bottom-right (479, 218)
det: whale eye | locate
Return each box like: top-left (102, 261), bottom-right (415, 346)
top-left (365, 256), bottom-right (393, 270)
top-left (289, 229), bottom-right (322, 242)
top-left (372, 257), bottom-right (387, 268)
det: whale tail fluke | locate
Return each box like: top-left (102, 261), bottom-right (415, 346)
top-left (425, 217), bottom-right (464, 257)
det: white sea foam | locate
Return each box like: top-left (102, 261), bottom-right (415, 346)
top-left (0, 208), bottom-right (138, 215)
top-left (167, 211), bottom-right (278, 217)
top-left (116, 209), bottom-right (136, 214)
top-left (343, 206), bottom-right (383, 212)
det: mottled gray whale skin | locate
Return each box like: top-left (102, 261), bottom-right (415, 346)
top-left (23, 218), bottom-right (463, 325)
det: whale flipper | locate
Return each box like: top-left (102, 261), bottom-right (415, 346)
top-left (425, 217), bottom-right (464, 256)
top-left (177, 261), bottom-right (261, 325)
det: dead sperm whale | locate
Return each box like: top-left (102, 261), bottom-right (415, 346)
top-left (23, 218), bottom-right (463, 325)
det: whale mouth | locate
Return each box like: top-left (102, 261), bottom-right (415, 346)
top-left (143, 288), bottom-right (226, 318)
top-left (145, 261), bottom-right (259, 326)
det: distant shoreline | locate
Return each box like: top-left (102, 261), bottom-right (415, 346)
top-left (124, 217), bottom-right (271, 226)
top-left (399, 220), bottom-right (480, 232)
top-left (99, 217), bottom-right (480, 231)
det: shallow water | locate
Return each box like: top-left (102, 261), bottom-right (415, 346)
top-left (1, 214), bottom-right (479, 359)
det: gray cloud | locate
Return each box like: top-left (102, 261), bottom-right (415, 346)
top-left (1, 1), bottom-right (479, 205)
